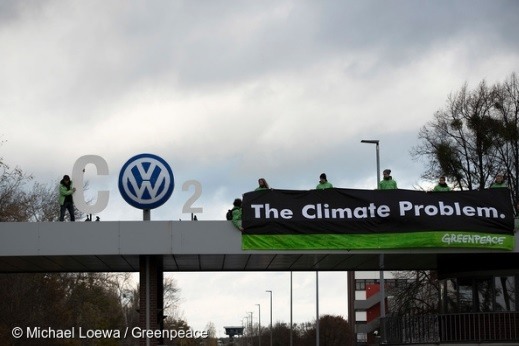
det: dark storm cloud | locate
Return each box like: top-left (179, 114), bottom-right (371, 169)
top-left (0, 1), bottom-right (28, 24)
top-left (311, 0), bottom-right (519, 76)
top-left (147, 0), bottom-right (519, 86)
top-left (133, 0), bottom-right (518, 87)
top-left (4, 0), bottom-right (517, 108)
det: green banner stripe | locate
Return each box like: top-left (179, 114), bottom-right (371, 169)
top-left (242, 231), bottom-right (515, 251)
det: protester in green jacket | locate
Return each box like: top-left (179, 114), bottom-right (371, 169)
top-left (379, 169), bottom-right (397, 190)
top-left (316, 173), bottom-right (333, 189)
top-left (231, 198), bottom-right (243, 231)
top-left (59, 175), bottom-right (76, 221)
top-left (490, 174), bottom-right (507, 188)
top-left (433, 176), bottom-right (451, 192)
top-left (255, 178), bottom-right (270, 191)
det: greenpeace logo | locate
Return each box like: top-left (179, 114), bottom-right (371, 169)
top-left (441, 233), bottom-right (506, 246)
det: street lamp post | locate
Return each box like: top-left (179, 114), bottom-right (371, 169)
top-left (266, 290), bottom-right (273, 346)
top-left (361, 139), bottom-right (386, 343)
top-left (256, 304), bottom-right (261, 346)
top-left (360, 140), bottom-right (380, 187)
top-left (316, 271), bottom-right (320, 346)
top-left (290, 272), bottom-right (293, 346)
top-left (248, 311), bottom-right (253, 345)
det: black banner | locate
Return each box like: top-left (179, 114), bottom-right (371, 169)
top-left (241, 188), bottom-right (515, 250)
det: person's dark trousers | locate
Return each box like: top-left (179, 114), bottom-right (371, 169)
top-left (59, 202), bottom-right (75, 221)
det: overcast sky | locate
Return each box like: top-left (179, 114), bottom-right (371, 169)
top-left (1, 0), bottom-right (519, 338)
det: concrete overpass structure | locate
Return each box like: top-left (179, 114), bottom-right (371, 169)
top-left (0, 221), bottom-right (517, 274)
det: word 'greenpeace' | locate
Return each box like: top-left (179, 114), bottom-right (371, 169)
top-left (441, 233), bottom-right (506, 245)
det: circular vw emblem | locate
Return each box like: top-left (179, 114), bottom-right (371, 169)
top-left (118, 154), bottom-right (174, 210)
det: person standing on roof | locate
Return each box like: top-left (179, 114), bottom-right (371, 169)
top-left (255, 178), bottom-right (270, 191)
top-left (59, 174), bottom-right (76, 221)
top-left (490, 174), bottom-right (507, 188)
top-left (230, 198), bottom-right (243, 231)
top-left (433, 176), bottom-right (451, 192)
top-left (316, 173), bottom-right (333, 189)
top-left (379, 169), bottom-right (397, 190)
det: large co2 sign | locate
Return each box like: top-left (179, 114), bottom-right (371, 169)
top-left (71, 154), bottom-right (202, 215)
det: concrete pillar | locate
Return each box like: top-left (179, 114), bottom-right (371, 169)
top-left (139, 255), bottom-right (164, 346)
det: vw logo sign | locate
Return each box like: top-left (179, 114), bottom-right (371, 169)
top-left (118, 154), bottom-right (174, 210)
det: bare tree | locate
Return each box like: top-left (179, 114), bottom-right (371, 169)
top-left (0, 162), bottom-right (33, 221)
top-left (298, 315), bottom-right (355, 346)
top-left (163, 276), bottom-right (181, 318)
top-left (492, 72), bottom-right (519, 205)
top-left (412, 80), bottom-right (503, 190)
top-left (388, 271), bottom-right (441, 316)
top-left (204, 322), bottom-right (218, 346)
top-left (26, 181), bottom-right (60, 221)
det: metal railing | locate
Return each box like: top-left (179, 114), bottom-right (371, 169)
top-left (384, 312), bottom-right (519, 344)
top-left (384, 314), bottom-right (439, 344)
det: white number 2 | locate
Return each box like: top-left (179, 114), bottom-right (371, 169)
top-left (182, 180), bottom-right (203, 214)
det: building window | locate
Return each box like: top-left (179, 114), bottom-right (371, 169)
top-left (495, 276), bottom-right (516, 311)
top-left (441, 276), bottom-right (518, 313)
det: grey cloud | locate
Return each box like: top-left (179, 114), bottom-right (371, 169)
top-left (312, 1), bottom-right (519, 76)
top-left (0, 0), bottom-right (42, 26)
top-left (3, 0), bottom-right (517, 116)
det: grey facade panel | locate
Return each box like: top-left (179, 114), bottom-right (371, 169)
top-left (120, 221), bottom-right (172, 254)
top-left (38, 222), bottom-right (121, 255)
top-left (0, 223), bottom-right (39, 255)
